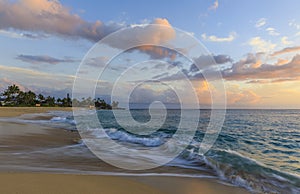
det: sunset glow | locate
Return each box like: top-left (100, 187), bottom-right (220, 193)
top-left (0, 0), bottom-right (299, 108)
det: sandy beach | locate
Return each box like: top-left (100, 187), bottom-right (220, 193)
top-left (0, 107), bottom-right (249, 194)
top-left (0, 107), bottom-right (73, 117)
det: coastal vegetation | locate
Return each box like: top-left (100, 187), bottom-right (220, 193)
top-left (0, 84), bottom-right (117, 109)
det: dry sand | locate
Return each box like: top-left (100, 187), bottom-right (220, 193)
top-left (0, 107), bottom-right (72, 117)
top-left (0, 107), bottom-right (250, 194)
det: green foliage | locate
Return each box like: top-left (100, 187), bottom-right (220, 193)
top-left (16, 91), bottom-right (36, 106)
top-left (3, 84), bottom-right (20, 106)
top-left (94, 98), bottom-right (112, 109)
top-left (0, 85), bottom-right (118, 109)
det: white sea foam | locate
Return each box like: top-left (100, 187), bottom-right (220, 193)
top-left (84, 127), bottom-right (163, 147)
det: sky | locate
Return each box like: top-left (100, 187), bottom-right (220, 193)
top-left (0, 0), bottom-right (300, 108)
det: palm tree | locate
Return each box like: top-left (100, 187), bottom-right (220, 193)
top-left (23, 91), bottom-right (36, 106)
top-left (94, 98), bottom-right (112, 109)
top-left (66, 93), bottom-right (72, 107)
top-left (38, 94), bottom-right (45, 103)
top-left (3, 84), bottom-right (20, 105)
top-left (45, 96), bottom-right (55, 106)
top-left (16, 91), bottom-right (25, 105)
top-left (56, 98), bottom-right (62, 106)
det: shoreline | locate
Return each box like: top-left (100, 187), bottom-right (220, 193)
top-left (0, 107), bottom-right (250, 194)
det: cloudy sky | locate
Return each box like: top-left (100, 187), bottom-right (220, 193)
top-left (0, 0), bottom-right (300, 108)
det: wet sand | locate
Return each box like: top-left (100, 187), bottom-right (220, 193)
top-left (0, 107), bottom-right (250, 194)
top-left (0, 173), bottom-right (249, 194)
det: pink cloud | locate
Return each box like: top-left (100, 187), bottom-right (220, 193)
top-left (223, 54), bottom-right (300, 81)
top-left (0, 0), bottom-right (122, 42)
top-left (270, 46), bottom-right (300, 57)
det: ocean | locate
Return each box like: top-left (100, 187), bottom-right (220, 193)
top-left (1, 109), bottom-right (299, 193)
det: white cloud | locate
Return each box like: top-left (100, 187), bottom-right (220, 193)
top-left (281, 36), bottom-right (293, 45)
top-left (0, 30), bottom-right (24, 39)
top-left (255, 18), bottom-right (267, 28)
top-left (201, 32), bottom-right (236, 42)
top-left (0, 65), bottom-right (75, 96)
top-left (209, 0), bottom-right (219, 11)
top-left (248, 36), bottom-right (276, 52)
top-left (266, 27), bottom-right (280, 36)
top-left (289, 20), bottom-right (300, 30)
top-left (0, 65), bottom-right (75, 80)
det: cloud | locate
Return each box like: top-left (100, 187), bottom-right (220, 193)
top-left (0, 29), bottom-right (48, 39)
top-left (21, 33), bottom-right (48, 39)
top-left (104, 18), bottom-right (175, 50)
top-left (193, 80), bottom-right (213, 105)
top-left (246, 80), bottom-right (270, 84)
top-left (0, 64), bottom-right (75, 97)
top-left (145, 44), bottom-right (300, 85)
top-left (0, 64), bottom-right (75, 80)
top-left (275, 58), bottom-right (290, 66)
top-left (0, 0), bottom-right (177, 55)
top-left (149, 53), bottom-right (232, 82)
top-left (247, 78), bottom-right (298, 84)
top-left (209, 0), bottom-right (219, 11)
top-left (223, 54), bottom-right (300, 81)
top-left (227, 87), bottom-right (261, 105)
top-left (281, 36), bottom-right (293, 45)
top-left (0, 0), bottom-right (123, 42)
top-left (16, 54), bottom-right (76, 64)
top-left (248, 36), bottom-right (276, 52)
top-left (194, 81), bottom-right (261, 107)
top-left (129, 87), bottom-right (179, 104)
top-left (108, 18), bottom-right (177, 59)
top-left (266, 27), bottom-right (280, 36)
top-left (0, 77), bottom-right (28, 91)
top-left (82, 56), bottom-right (109, 68)
top-left (191, 54), bottom-right (232, 71)
top-left (255, 18), bottom-right (267, 28)
top-left (270, 46), bottom-right (300, 57)
top-left (0, 77), bottom-right (67, 96)
top-left (0, 30), bottom-right (23, 38)
top-left (133, 45), bottom-right (177, 60)
top-left (288, 20), bottom-right (300, 30)
top-left (213, 54), bottom-right (233, 64)
top-left (201, 32), bottom-right (236, 42)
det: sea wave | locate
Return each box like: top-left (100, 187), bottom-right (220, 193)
top-left (3, 109), bottom-right (300, 194)
top-left (85, 128), bottom-right (164, 147)
top-left (201, 149), bottom-right (300, 194)
top-left (0, 110), bottom-right (77, 131)
top-left (50, 116), bottom-right (76, 125)
top-left (79, 125), bottom-right (300, 193)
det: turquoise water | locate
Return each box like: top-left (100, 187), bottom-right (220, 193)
top-left (93, 109), bottom-right (300, 193)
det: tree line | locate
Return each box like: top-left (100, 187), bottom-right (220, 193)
top-left (0, 84), bottom-right (118, 109)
